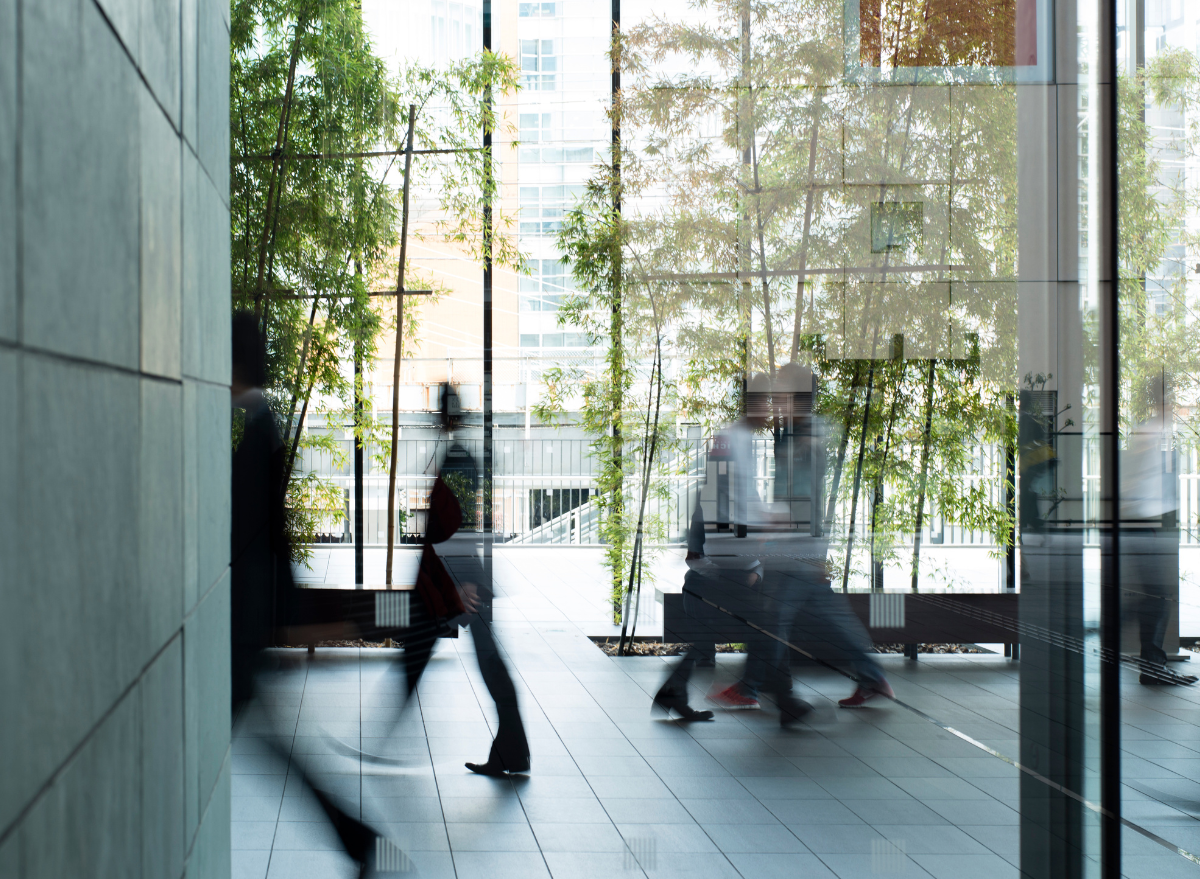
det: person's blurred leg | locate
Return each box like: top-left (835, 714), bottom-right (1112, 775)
top-left (467, 616), bottom-right (531, 771)
top-left (235, 654), bottom-right (385, 876)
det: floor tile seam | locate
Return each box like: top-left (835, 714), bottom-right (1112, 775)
top-left (414, 684), bottom-right (459, 878)
top-left (897, 667), bottom-right (1017, 701)
top-left (583, 667), bottom-right (780, 876)
top-left (810, 846), bottom-right (939, 878)
top-left (954, 773), bottom-right (1026, 808)
top-left (517, 617), bottom-right (690, 875)
top-left (268, 658), bottom-right (313, 879)
top-left (444, 631), bottom-right (558, 876)
top-left (893, 690), bottom-right (1200, 868)
top-left (358, 650), bottom-right (366, 826)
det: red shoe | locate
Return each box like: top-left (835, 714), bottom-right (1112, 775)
top-left (706, 684), bottom-right (761, 710)
top-left (838, 679), bottom-right (895, 708)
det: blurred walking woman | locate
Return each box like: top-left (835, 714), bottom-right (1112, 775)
top-left (398, 383), bottom-right (531, 776)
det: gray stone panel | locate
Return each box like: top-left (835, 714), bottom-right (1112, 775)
top-left (187, 753), bottom-right (231, 879)
top-left (0, 829), bottom-right (18, 878)
top-left (0, 0), bottom-right (14, 343)
top-left (3, 355), bottom-right (139, 832)
top-left (2, 0), bottom-right (229, 867)
top-left (0, 351), bottom-right (15, 835)
top-left (196, 0), bottom-right (229, 205)
top-left (21, 0), bottom-right (139, 370)
top-left (183, 379), bottom-right (200, 613)
top-left (182, 376), bottom-right (229, 615)
top-left (140, 377), bottom-right (184, 657)
top-left (139, 0), bottom-right (181, 128)
top-left (183, 150), bottom-right (230, 385)
top-left (0, 350), bottom-right (14, 583)
top-left (141, 93), bottom-right (183, 379)
top-left (184, 574), bottom-right (230, 844)
top-left (141, 637), bottom-right (185, 879)
top-left (181, 0), bottom-right (198, 150)
top-left (197, 381), bottom-right (231, 596)
top-left (20, 693), bottom-right (140, 879)
top-left (93, 0), bottom-right (138, 61)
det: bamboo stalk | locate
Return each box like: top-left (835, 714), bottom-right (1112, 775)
top-left (869, 361), bottom-right (906, 591)
top-left (910, 359), bottom-right (937, 593)
top-left (790, 94), bottom-right (824, 362)
top-left (841, 361), bottom-right (876, 593)
top-left (386, 106), bottom-right (418, 586)
top-left (750, 135), bottom-right (776, 375)
top-left (254, 15), bottom-right (308, 318)
top-left (824, 363), bottom-right (863, 530)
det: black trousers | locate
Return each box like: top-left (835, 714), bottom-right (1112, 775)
top-left (1122, 528), bottom-right (1176, 666)
top-left (400, 581), bottom-right (530, 770)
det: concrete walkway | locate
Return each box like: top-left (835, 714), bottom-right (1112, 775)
top-left (230, 549), bottom-right (1200, 878)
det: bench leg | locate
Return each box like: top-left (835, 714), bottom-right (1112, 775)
top-left (905, 643), bottom-right (918, 661)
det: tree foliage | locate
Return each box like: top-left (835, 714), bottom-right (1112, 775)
top-left (230, 0), bottom-right (521, 558)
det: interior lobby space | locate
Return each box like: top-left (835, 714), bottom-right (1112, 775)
top-left (8, 0), bottom-right (1200, 877)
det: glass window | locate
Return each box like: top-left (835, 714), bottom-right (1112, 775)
top-left (518, 1), bottom-right (556, 17)
top-left (520, 39), bottom-right (557, 90)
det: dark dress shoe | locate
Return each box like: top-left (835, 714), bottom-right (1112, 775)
top-left (653, 688), bottom-right (715, 721)
top-left (778, 694), bottom-right (814, 727)
top-left (465, 759), bottom-right (530, 776)
top-left (1140, 668), bottom-right (1199, 685)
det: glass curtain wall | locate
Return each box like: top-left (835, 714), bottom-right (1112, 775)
top-left (609, 0), bottom-right (1197, 876)
top-left (1115, 0), bottom-right (1200, 874)
top-left (283, 0), bottom-right (1200, 873)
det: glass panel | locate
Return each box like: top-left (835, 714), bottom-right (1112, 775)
top-left (1119, 0), bottom-right (1200, 871)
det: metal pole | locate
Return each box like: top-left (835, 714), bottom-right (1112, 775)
top-left (1099, 0), bottom-right (1123, 873)
top-left (355, 343), bottom-right (365, 586)
top-left (482, 0), bottom-right (494, 601)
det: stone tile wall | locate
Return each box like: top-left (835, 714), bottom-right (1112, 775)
top-left (0, 0), bottom-right (231, 876)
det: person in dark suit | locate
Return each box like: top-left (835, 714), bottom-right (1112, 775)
top-left (230, 312), bottom-right (390, 878)
top-left (422, 384), bottom-right (530, 776)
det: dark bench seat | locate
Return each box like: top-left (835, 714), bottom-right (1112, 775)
top-left (662, 591), bottom-right (1020, 656)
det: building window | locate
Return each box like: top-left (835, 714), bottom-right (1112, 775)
top-left (520, 259), bottom-right (569, 312)
top-left (519, 115), bottom-right (594, 163)
top-left (430, 1), bottom-right (478, 66)
top-left (519, 2), bottom-right (556, 16)
top-left (521, 39), bottom-right (557, 90)
top-left (520, 186), bottom-right (585, 237)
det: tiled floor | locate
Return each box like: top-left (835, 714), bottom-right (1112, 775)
top-left (231, 549), bottom-right (1200, 878)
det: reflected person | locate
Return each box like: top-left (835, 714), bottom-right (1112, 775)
top-left (752, 362), bottom-right (894, 709)
top-left (660, 368), bottom-right (894, 723)
top-left (656, 373), bottom-right (813, 724)
top-left (1122, 374), bottom-right (1196, 686)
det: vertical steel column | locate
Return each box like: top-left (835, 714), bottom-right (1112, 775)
top-left (612, 0), bottom-right (620, 173)
top-left (482, 0), bottom-right (494, 603)
top-left (355, 343), bottom-right (364, 585)
top-left (1098, 0), bottom-right (1123, 874)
